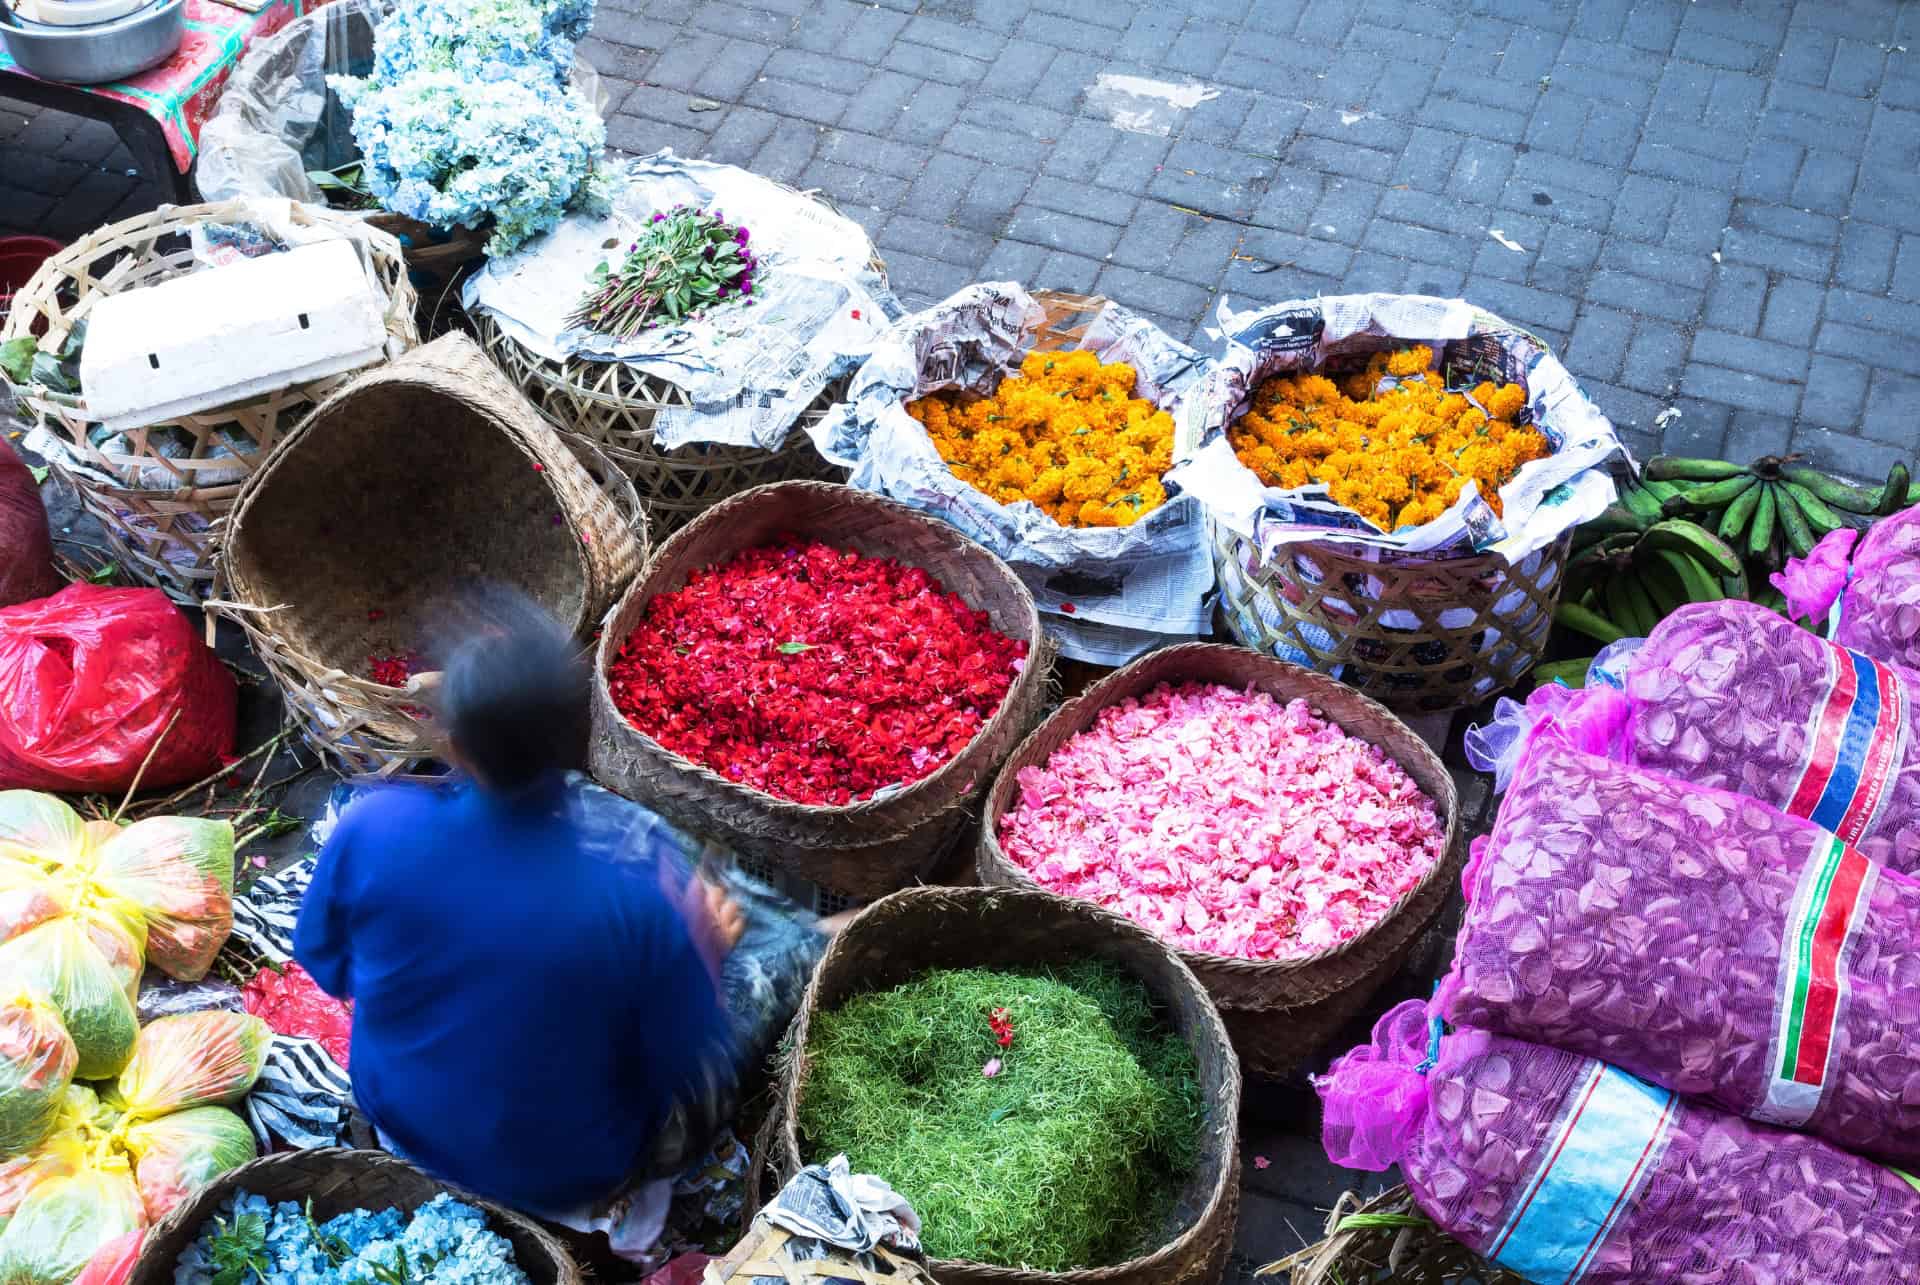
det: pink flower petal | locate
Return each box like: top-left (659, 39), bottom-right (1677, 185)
top-left (982, 1058), bottom-right (1002, 1078)
top-left (1254, 1155), bottom-right (1270, 1170)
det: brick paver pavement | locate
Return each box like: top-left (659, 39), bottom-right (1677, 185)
top-left (9, 0), bottom-right (1920, 477)
top-left (8, 1), bottom-right (1920, 476)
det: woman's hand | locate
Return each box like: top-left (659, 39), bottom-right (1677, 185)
top-left (663, 863), bottom-right (745, 984)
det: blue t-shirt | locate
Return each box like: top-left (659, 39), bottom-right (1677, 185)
top-left (293, 775), bottom-right (727, 1213)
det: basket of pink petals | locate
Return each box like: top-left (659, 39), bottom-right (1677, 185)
top-left (977, 642), bottom-right (1463, 1077)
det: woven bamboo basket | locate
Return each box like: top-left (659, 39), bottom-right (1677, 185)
top-left (1215, 529), bottom-right (1571, 716)
top-left (470, 225), bottom-right (873, 540)
top-left (1, 200), bottom-right (417, 599)
top-left (589, 479), bottom-right (1051, 899)
top-left (771, 885), bottom-right (1241, 1285)
top-left (126, 1149), bottom-right (581, 1285)
top-left (1257, 1186), bottom-right (1524, 1284)
top-left (213, 332), bottom-right (646, 779)
top-left (706, 1219), bottom-right (940, 1285)
top-left (976, 642), bottom-right (1463, 1079)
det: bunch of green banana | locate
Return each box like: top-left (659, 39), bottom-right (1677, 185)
top-left (1556, 475), bottom-right (1750, 645)
top-left (1644, 455), bottom-right (1912, 567)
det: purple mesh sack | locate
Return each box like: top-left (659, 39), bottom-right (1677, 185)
top-left (1775, 508), bottom-right (1920, 670)
top-left (1320, 999), bottom-right (1920, 1284)
top-left (1440, 732), bottom-right (1920, 1168)
top-left (1524, 599), bottom-right (1920, 875)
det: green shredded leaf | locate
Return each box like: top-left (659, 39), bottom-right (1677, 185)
top-left (777, 641), bottom-right (816, 654)
top-left (0, 336), bottom-right (35, 385)
top-left (29, 466), bottom-right (48, 486)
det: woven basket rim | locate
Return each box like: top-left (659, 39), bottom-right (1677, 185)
top-left (592, 478), bottom-right (1046, 823)
top-left (127, 1148), bottom-right (580, 1285)
top-left (219, 332), bottom-right (644, 646)
top-left (977, 641), bottom-right (1462, 985)
top-left (2, 198), bottom-right (412, 407)
top-left (776, 884), bottom-right (1242, 1285)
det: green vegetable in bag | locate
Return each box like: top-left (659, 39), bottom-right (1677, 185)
top-left (0, 1137), bottom-right (143, 1285)
top-left (0, 923), bottom-right (136, 1081)
top-left (0, 996), bottom-right (73, 1158)
top-left (119, 1107), bottom-right (255, 1223)
top-left (105, 1013), bottom-right (269, 1121)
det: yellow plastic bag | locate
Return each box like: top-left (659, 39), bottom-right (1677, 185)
top-left (118, 1106), bottom-right (255, 1224)
top-left (85, 819), bottom-right (233, 983)
top-left (105, 1013), bottom-right (269, 1123)
top-left (0, 1137), bottom-right (143, 1285)
top-left (0, 793), bottom-right (232, 983)
top-left (0, 996), bottom-right (73, 1159)
top-left (0, 921), bottom-right (137, 1082)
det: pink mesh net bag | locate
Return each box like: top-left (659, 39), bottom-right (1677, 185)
top-left (1320, 999), bottom-right (1920, 1284)
top-left (1774, 508), bottom-right (1920, 670)
top-left (1440, 733), bottom-right (1920, 1167)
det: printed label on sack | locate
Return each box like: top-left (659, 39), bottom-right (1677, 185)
top-left (1756, 833), bottom-right (1877, 1127)
top-left (1785, 644), bottom-right (1907, 843)
top-left (1486, 1062), bottom-right (1678, 1285)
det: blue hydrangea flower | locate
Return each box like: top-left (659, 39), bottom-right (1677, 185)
top-left (177, 1191), bottom-right (532, 1285)
top-left (330, 0), bottom-right (609, 256)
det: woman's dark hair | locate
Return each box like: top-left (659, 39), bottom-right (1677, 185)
top-left (436, 590), bottom-right (589, 792)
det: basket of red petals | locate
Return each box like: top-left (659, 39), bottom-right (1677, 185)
top-left (591, 480), bottom-right (1052, 899)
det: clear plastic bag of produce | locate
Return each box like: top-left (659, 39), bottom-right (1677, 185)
top-left (0, 1137), bottom-right (144, 1285)
top-left (1775, 507), bottom-right (1920, 670)
top-left (118, 1106), bottom-right (255, 1223)
top-left (1319, 999), bottom-right (1920, 1284)
top-left (69, 1230), bottom-right (141, 1285)
top-left (1441, 731), bottom-right (1920, 1167)
top-left (1469, 600), bottom-right (1920, 876)
top-left (106, 1013), bottom-right (270, 1122)
top-left (0, 995), bottom-right (74, 1158)
top-left (0, 587), bottom-right (237, 795)
top-left (0, 919), bottom-right (138, 1082)
top-left (0, 792), bottom-right (235, 983)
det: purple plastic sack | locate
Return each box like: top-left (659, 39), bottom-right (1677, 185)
top-left (1441, 733), bottom-right (1920, 1167)
top-left (1776, 508), bottom-right (1920, 669)
top-left (1320, 999), bottom-right (1920, 1284)
top-left (1550, 600), bottom-right (1920, 876)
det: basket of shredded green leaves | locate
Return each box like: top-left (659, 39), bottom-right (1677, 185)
top-left (774, 886), bottom-right (1242, 1285)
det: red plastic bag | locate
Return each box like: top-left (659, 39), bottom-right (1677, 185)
top-left (642, 1255), bottom-right (712, 1285)
top-left (71, 1230), bottom-right (141, 1285)
top-left (0, 585), bottom-right (236, 793)
top-left (0, 440), bottom-right (59, 611)
top-left (241, 962), bottom-right (350, 1068)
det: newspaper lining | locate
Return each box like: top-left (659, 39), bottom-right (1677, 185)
top-left (1170, 292), bottom-right (1624, 565)
top-left (807, 282), bottom-right (1217, 665)
top-left (461, 152), bottom-right (898, 450)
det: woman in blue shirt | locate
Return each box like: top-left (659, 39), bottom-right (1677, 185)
top-left (296, 597), bottom-right (827, 1261)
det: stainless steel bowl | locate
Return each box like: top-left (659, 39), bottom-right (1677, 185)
top-left (0, 0), bottom-right (185, 84)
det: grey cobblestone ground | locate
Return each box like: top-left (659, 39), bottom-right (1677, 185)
top-left (8, 1), bottom-right (1920, 478)
top-left (4, 0), bottom-right (1918, 1271)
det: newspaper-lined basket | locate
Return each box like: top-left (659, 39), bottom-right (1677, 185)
top-left (1216, 532), bottom-right (1573, 715)
top-left (771, 886), bottom-right (1241, 1285)
top-left (589, 480), bottom-right (1051, 900)
top-left (126, 1149), bottom-right (581, 1285)
top-left (1257, 1186), bottom-right (1525, 1284)
top-left (977, 643), bottom-right (1463, 1078)
top-left (706, 1220), bottom-right (940, 1285)
top-left (213, 333), bottom-right (646, 779)
top-left (473, 309), bottom-right (847, 538)
top-left (2, 200), bottom-right (417, 599)
top-left (1179, 296), bottom-right (1618, 714)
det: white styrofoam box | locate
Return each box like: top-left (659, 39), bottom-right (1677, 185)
top-left (79, 239), bottom-right (387, 432)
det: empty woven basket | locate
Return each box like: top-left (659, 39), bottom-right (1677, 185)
top-left (214, 332), bottom-right (646, 778)
top-left (2, 200), bottom-right (417, 598)
top-left (771, 885), bottom-right (1242, 1285)
top-left (589, 480), bottom-right (1051, 899)
top-left (126, 1149), bottom-right (580, 1285)
top-left (977, 642), bottom-right (1464, 1078)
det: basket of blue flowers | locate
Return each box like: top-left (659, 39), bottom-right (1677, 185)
top-left (128, 1149), bottom-right (582, 1285)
